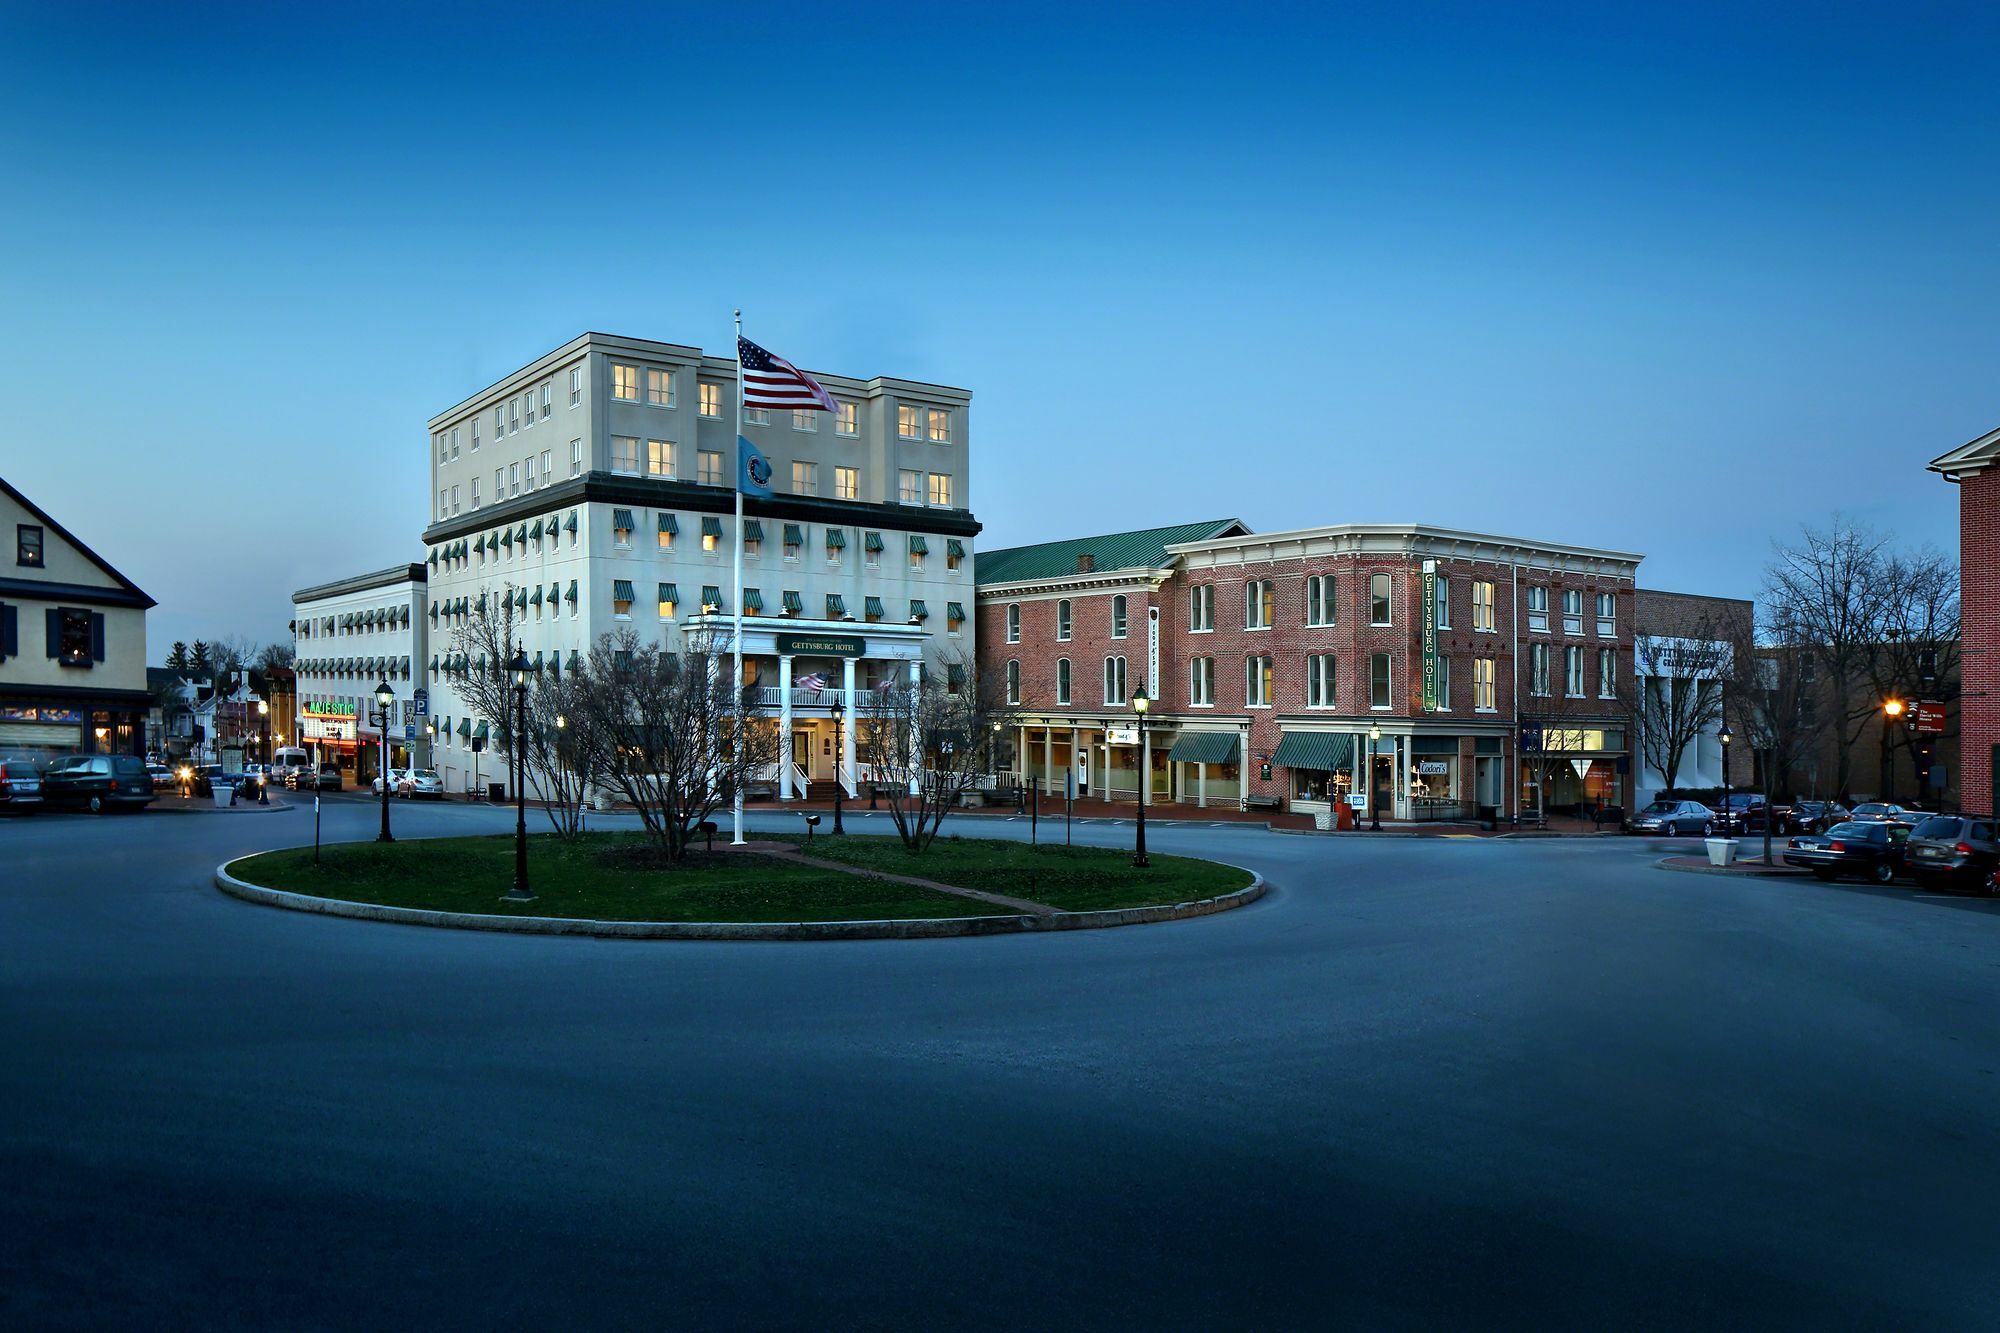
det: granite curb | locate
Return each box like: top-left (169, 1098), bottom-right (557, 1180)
top-left (1654, 855), bottom-right (1808, 879)
top-left (212, 856), bottom-right (1268, 941)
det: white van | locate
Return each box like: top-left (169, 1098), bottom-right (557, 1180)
top-left (272, 746), bottom-right (312, 784)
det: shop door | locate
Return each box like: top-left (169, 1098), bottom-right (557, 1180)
top-left (1476, 756), bottom-right (1501, 808)
top-left (1372, 754), bottom-right (1393, 816)
top-left (792, 731), bottom-right (811, 779)
top-left (1077, 748), bottom-right (1091, 797)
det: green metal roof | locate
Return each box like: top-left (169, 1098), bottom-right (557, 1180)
top-left (974, 518), bottom-right (1248, 586)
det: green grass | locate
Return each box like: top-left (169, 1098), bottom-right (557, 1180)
top-left (228, 834), bottom-right (1014, 922)
top-left (773, 833), bottom-right (1252, 913)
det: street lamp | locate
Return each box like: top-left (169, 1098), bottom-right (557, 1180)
top-left (505, 648), bottom-right (534, 901)
top-left (256, 697), bottom-right (269, 762)
top-left (1369, 723), bottom-right (1383, 832)
top-left (1718, 723), bottom-right (1734, 834)
top-left (1130, 689), bottom-right (1151, 867)
top-left (373, 678), bottom-right (394, 843)
top-left (1881, 697), bottom-right (1907, 805)
top-left (827, 698), bottom-right (848, 835)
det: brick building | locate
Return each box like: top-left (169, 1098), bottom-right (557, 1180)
top-left (1928, 427), bottom-right (1997, 816)
top-left (978, 521), bottom-right (1641, 822)
top-left (1632, 589), bottom-right (1755, 797)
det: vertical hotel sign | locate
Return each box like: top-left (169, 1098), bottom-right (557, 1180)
top-left (1420, 560), bottom-right (1439, 712)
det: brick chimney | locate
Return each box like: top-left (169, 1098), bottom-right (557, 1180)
top-left (1077, 553), bottom-right (1095, 573)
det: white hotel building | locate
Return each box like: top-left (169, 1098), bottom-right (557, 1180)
top-left (290, 565), bottom-right (428, 785)
top-left (418, 332), bottom-right (979, 798)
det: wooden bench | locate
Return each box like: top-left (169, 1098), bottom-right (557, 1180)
top-left (1245, 795), bottom-right (1281, 814)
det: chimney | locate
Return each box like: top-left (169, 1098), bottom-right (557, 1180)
top-left (1077, 553), bottom-right (1095, 573)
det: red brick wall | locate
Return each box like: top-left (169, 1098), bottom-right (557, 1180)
top-left (1961, 469), bottom-right (1999, 814)
top-left (977, 585), bottom-right (1156, 711)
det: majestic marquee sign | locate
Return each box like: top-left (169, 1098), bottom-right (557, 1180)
top-left (1421, 560), bottom-right (1439, 713)
top-left (302, 701), bottom-right (354, 717)
top-left (775, 633), bottom-right (865, 658)
top-left (301, 715), bottom-right (356, 742)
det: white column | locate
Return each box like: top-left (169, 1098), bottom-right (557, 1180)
top-left (1042, 726), bottom-right (1053, 796)
top-left (908, 657), bottom-right (923, 795)
top-left (1238, 731), bottom-right (1251, 812)
top-left (1140, 724), bottom-right (1151, 807)
top-left (778, 654), bottom-right (794, 800)
top-left (1198, 762), bottom-right (1207, 809)
top-left (841, 656), bottom-right (857, 796)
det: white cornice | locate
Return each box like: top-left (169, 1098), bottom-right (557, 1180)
top-left (1168, 523), bottom-right (1642, 578)
top-left (1928, 424), bottom-right (2000, 480)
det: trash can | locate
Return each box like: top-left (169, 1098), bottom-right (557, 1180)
top-left (1477, 803), bottom-right (1498, 832)
top-left (1704, 837), bottom-right (1738, 867)
top-left (211, 784), bottom-right (233, 810)
top-left (488, 782), bottom-right (507, 803)
top-left (1335, 800), bottom-right (1355, 831)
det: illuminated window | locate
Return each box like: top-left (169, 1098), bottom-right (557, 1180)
top-left (1473, 581), bottom-right (1495, 632)
top-left (646, 440), bottom-right (674, 478)
top-left (792, 461), bottom-right (818, 495)
top-left (1245, 580), bottom-right (1274, 630)
top-left (927, 408), bottom-right (951, 443)
top-left (897, 405), bottom-right (922, 439)
top-left (835, 466), bottom-right (859, 500)
top-left (613, 364), bottom-right (639, 401)
top-left (646, 368), bottom-right (674, 407)
top-left (836, 401), bottom-right (858, 435)
top-left (697, 450), bottom-right (724, 487)
top-left (1474, 658), bottom-right (1496, 710)
top-left (610, 436), bottom-right (639, 475)
top-left (1244, 656), bottom-right (1272, 707)
top-left (699, 382), bottom-right (722, 417)
top-left (927, 473), bottom-right (952, 507)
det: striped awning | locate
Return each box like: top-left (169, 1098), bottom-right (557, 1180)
top-left (909, 535), bottom-right (928, 555)
top-left (658, 513), bottom-right (677, 535)
top-left (529, 519), bottom-right (543, 540)
top-left (564, 512), bottom-right (578, 533)
top-left (611, 508), bottom-right (635, 530)
top-left (864, 531), bottom-right (884, 551)
top-left (566, 581), bottom-right (578, 603)
top-left (659, 583), bottom-right (679, 605)
top-left (865, 596), bottom-right (884, 619)
top-left (702, 516), bottom-right (723, 538)
top-left (783, 524), bottom-right (804, 546)
top-left (946, 538), bottom-right (965, 558)
top-left (1271, 731), bottom-right (1353, 772)
top-left (782, 590), bottom-right (803, 613)
top-left (826, 594), bottom-right (847, 617)
top-left (825, 527), bottom-right (846, 548)
top-left (1169, 732), bottom-right (1241, 764)
top-left (701, 585), bottom-right (723, 611)
top-left (947, 602), bottom-right (965, 623)
top-left (612, 580), bottom-right (635, 601)
top-left (743, 520), bottom-right (764, 542)
top-left (742, 588), bottom-right (764, 612)
top-left (909, 600), bottom-right (928, 621)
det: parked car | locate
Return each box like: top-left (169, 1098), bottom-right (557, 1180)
top-left (1627, 800), bottom-right (1715, 835)
top-left (371, 768), bottom-right (408, 796)
top-left (310, 764), bottom-right (343, 792)
top-left (1782, 820), bottom-right (1912, 884)
top-left (41, 754), bottom-right (157, 814)
top-left (1903, 815), bottom-right (2000, 893)
top-left (1783, 800), bottom-right (1850, 834)
top-left (1849, 802), bottom-right (1917, 825)
top-left (146, 763), bottom-right (177, 790)
top-left (1705, 794), bottom-right (1770, 835)
top-left (396, 769), bottom-right (444, 799)
top-left (0, 756), bottom-right (45, 811)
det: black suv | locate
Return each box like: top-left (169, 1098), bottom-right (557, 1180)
top-left (42, 754), bottom-right (156, 814)
top-left (1903, 815), bottom-right (2000, 894)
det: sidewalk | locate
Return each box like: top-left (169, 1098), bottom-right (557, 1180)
top-left (1658, 851), bottom-right (1806, 877)
top-left (153, 791), bottom-right (296, 815)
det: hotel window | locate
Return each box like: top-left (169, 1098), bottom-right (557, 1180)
top-left (508, 400), bottom-right (519, 433)
top-left (928, 473), bottom-right (952, 507)
top-left (783, 525), bottom-right (803, 560)
top-left (1111, 595), bottom-right (1128, 639)
top-left (437, 490), bottom-right (447, 520)
top-left (436, 432), bottom-right (447, 463)
top-left (947, 602), bottom-right (964, 633)
top-left (1369, 573), bottom-right (1392, 625)
top-left (1189, 585), bottom-right (1214, 632)
top-left (1527, 585), bottom-right (1550, 632)
top-left (1473, 580), bottom-right (1495, 632)
top-left (699, 382), bottom-right (722, 417)
top-left (522, 455), bottom-right (536, 491)
top-left (744, 406), bottom-right (768, 426)
top-left (701, 518), bottom-right (720, 553)
top-left (1474, 657), bottom-right (1496, 711)
top-left (792, 461), bottom-right (818, 495)
top-left (1370, 652), bottom-right (1392, 709)
top-left (18, 524), bottom-right (44, 567)
top-left (612, 580), bottom-right (634, 618)
top-left (1245, 579), bottom-right (1274, 630)
top-left (1562, 588), bottom-right (1584, 635)
top-left (1306, 574), bottom-right (1336, 626)
top-left (824, 528), bottom-right (844, 565)
top-left (633, 440), bottom-right (669, 479)
top-left (1596, 591), bottom-right (1617, 637)
top-left (494, 405), bottom-right (504, 436)
top-left (1006, 660), bottom-right (1021, 705)
top-left (792, 409), bottom-right (817, 432)
top-left (1307, 654), bottom-right (1336, 708)
top-left (611, 436), bottom-right (639, 475)
top-left (613, 364), bottom-right (639, 401)
top-left (540, 450), bottom-right (552, 485)
top-left (1056, 599), bottom-right (1072, 641)
top-left (569, 366), bottom-right (582, 407)
top-left (1056, 657), bottom-right (1072, 704)
top-left (897, 404), bottom-right (922, 439)
top-left (658, 584), bottom-right (677, 619)
top-left (540, 383), bottom-right (552, 419)
top-left (899, 469), bottom-right (923, 504)
top-left (1434, 575), bottom-right (1450, 628)
top-left (908, 535), bottom-right (926, 570)
top-left (1189, 656), bottom-right (1215, 706)
top-left (743, 523), bottom-right (762, 558)
top-left (1007, 605), bottom-right (1020, 643)
top-left (697, 450), bottom-right (724, 487)
top-left (1245, 655), bottom-right (1273, 707)
top-left (835, 465), bottom-right (859, 500)
top-left (612, 510), bottom-right (633, 546)
top-left (946, 540), bottom-right (963, 572)
top-left (472, 419), bottom-right (481, 451)
top-left (864, 531), bottom-right (882, 567)
top-left (450, 427), bottom-right (460, 459)
top-left (646, 368), bottom-right (674, 407)
top-left (1433, 656), bottom-right (1452, 710)
top-left (1529, 643), bottom-right (1550, 696)
top-left (927, 408), bottom-right (951, 443)
top-left (1565, 645), bottom-right (1585, 696)
top-left (469, 477), bottom-right (480, 509)
top-left (836, 401), bottom-right (858, 435)
top-left (1104, 655), bottom-right (1129, 705)
top-left (508, 462), bottom-right (520, 496)
top-left (658, 513), bottom-right (677, 550)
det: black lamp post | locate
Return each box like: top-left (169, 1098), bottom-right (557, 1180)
top-left (504, 648), bottom-right (534, 901)
top-left (829, 698), bottom-right (847, 835)
top-left (1131, 689), bottom-right (1151, 867)
top-left (1369, 723), bottom-right (1383, 832)
top-left (373, 678), bottom-right (394, 843)
top-left (1718, 723), bottom-right (1734, 834)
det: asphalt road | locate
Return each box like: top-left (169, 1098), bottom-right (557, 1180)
top-left (3, 796), bottom-right (1998, 1329)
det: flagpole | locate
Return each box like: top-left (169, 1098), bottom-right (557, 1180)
top-left (730, 309), bottom-right (747, 845)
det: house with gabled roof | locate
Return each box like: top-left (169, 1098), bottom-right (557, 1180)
top-left (1929, 425), bottom-right (2000, 815)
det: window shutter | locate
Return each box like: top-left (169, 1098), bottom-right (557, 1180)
top-left (91, 612), bottom-right (106, 662)
top-left (0, 603), bottom-right (13, 658)
top-left (46, 607), bottom-right (61, 657)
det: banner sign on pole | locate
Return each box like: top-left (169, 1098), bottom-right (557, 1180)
top-left (1420, 560), bottom-right (1439, 713)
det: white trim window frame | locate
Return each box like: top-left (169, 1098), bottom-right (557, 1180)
top-left (1189, 585), bottom-right (1214, 633)
top-left (1473, 579), bottom-right (1495, 633)
top-left (1306, 573), bottom-right (1336, 627)
top-left (1596, 591), bottom-right (1617, 637)
top-left (1306, 653), bottom-right (1336, 708)
top-left (1006, 604), bottom-right (1020, 644)
top-left (1056, 658), bottom-right (1071, 705)
top-left (1598, 646), bottom-right (1618, 699)
top-left (1562, 588), bottom-right (1584, 636)
top-left (1103, 655), bottom-right (1128, 706)
top-left (1565, 644), bottom-right (1585, 697)
top-left (1474, 656), bottom-right (1496, 711)
top-left (1189, 656), bottom-right (1214, 706)
top-left (1370, 651), bottom-right (1392, 709)
top-left (1056, 598), bottom-right (1071, 642)
top-left (1369, 573), bottom-right (1393, 627)
top-left (1527, 585), bottom-right (1550, 634)
top-left (646, 368), bottom-right (674, 408)
top-left (1245, 655), bottom-right (1274, 708)
top-left (1245, 579), bottom-right (1273, 631)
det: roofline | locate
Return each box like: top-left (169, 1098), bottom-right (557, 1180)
top-left (1165, 522), bottom-right (1644, 566)
top-left (0, 474), bottom-right (157, 608)
top-left (973, 518), bottom-right (1250, 569)
top-left (292, 563), bottom-right (428, 605)
top-left (1927, 423), bottom-right (2000, 479)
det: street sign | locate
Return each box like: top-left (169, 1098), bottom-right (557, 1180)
top-left (413, 688), bottom-right (428, 717)
top-left (1571, 759), bottom-right (1594, 779)
top-left (404, 724), bottom-right (416, 741)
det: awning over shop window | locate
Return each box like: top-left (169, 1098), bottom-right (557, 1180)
top-left (946, 538), bottom-right (965, 558)
top-left (1167, 731), bottom-right (1241, 764)
top-left (825, 528), bottom-right (846, 549)
top-left (783, 524), bottom-right (804, 546)
top-left (658, 513), bottom-right (677, 535)
top-left (826, 594), bottom-right (847, 617)
top-left (612, 580), bottom-right (635, 601)
top-left (1271, 731), bottom-right (1353, 772)
top-left (702, 517), bottom-right (723, 538)
top-left (611, 508), bottom-right (635, 530)
top-left (742, 588), bottom-right (764, 612)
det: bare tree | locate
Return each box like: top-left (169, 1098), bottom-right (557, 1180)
top-left (518, 668), bottom-right (602, 839)
top-left (857, 653), bottom-right (1019, 852)
top-left (1727, 627), bottom-right (1828, 865)
top-left (1635, 620), bottom-right (1736, 794)
top-left (567, 627), bottom-right (781, 859)
top-left (1763, 517), bottom-right (1893, 799)
top-left (255, 641), bottom-right (296, 673)
top-left (444, 587), bottom-right (524, 778)
top-left (1865, 546), bottom-right (1959, 798)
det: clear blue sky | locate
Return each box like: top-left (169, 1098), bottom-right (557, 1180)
top-left (2, 1), bottom-right (1992, 657)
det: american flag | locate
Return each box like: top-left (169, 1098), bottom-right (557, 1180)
top-left (796, 672), bottom-right (827, 692)
top-left (738, 336), bottom-right (836, 412)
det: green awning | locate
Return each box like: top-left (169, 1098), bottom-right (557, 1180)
top-left (947, 664), bottom-right (966, 688)
top-left (476, 592), bottom-right (487, 613)
top-left (909, 600), bottom-right (929, 621)
top-left (428, 655), bottom-right (438, 673)
top-left (783, 524), bottom-right (805, 546)
top-left (658, 513), bottom-right (678, 534)
top-left (1271, 731), bottom-right (1353, 772)
top-left (946, 538), bottom-right (965, 558)
top-left (702, 585), bottom-right (723, 611)
top-left (548, 656), bottom-right (561, 680)
top-left (428, 603), bottom-right (438, 622)
top-left (864, 531), bottom-right (884, 552)
top-left (947, 602), bottom-right (965, 623)
top-left (702, 516), bottom-right (723, 538)
top-left (472, 722), bottom-right (489, 742)
top-left (532, 651), bottom-right (544, 671)
top-left (826, 594), bottom-right (847, 617)
top-left (611, 508), bottom-right (635, 529)
top-left (743, 520), bottom-right (764, 542)
top-left (1169, 732), bottom-right (1242, 764)
top-left (909, 535), bottom-right (929, 555)
top-left (529, 519), bottom-right (543, 540)
top-left (514, 587), bottom-right (527, 609)
top-left (612, 580), bottom-right (635, 601)
top-left (865, 596), bottom-right (885, 618)
top-left (564, 512), bottom-right (578, 533)
top-left (567, 651), bottom-right (581, 672)
top-left (529, 586), bottom-right (543, 606)
top-left (659, 583), bottom-right (679, 604)
top-left (427, 548), bottom-right (437, 566)
top-left (743, 588), bottom-right (764, 612)
top-left (549, 582), bottom-right (561, 604)
top-left (457, 717), bottom-right (472, 738)
top-left (514, 523), bottom-right (527, 545)
top-left (565, 581), bottom-right (578, 603)
top-left (782, 590), bottom-right (803, 613)
top-left (825, 527), bottom-right (846, 549)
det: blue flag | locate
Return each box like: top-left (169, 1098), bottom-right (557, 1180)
top-left (737, 434), bottom-right (773, 498)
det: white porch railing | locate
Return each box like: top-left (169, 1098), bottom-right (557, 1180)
top-left (750, 687), bottom-right (848, 709)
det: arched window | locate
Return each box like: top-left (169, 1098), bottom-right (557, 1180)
top-left (1006, 659), bottom-right (1021, 704)
top-left (1111, 595), bottom-right (1128, 639)
top-left (1056, 599), bottom-right (1072, 641)
top-left (1006, 604), bottom-right (1020, 643)
top-left (1056, 658), bottom-right (1071, 705)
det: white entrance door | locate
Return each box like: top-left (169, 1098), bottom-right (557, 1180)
top-left (1077, 747), bottom-right (1090, 797)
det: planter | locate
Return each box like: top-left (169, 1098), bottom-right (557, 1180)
top-left (1704, 837), bottom-right (1738, 867)
top-left (211, 786), bottom-right (234, 810)
top-left (1312, 810), bottom-right (1333, 831)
